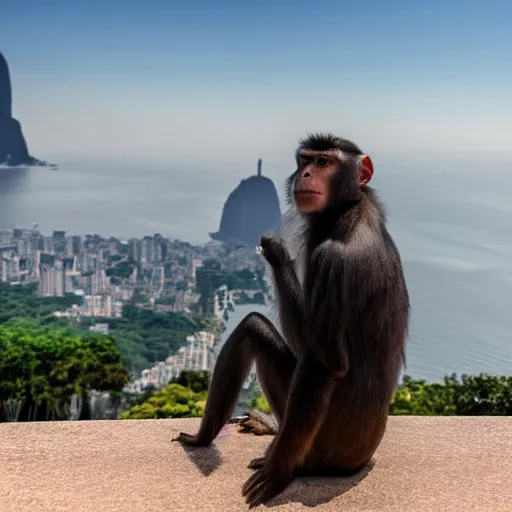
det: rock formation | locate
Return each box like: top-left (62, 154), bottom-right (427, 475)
top-left (210, 159), bottom-right (282, 247)
top-left (0, 52), bottom-right (48, 167)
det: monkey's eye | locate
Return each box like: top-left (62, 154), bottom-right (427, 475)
top-left (314, 157), bottom-right (330, 168)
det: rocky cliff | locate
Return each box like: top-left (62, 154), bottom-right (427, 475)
top-left (210, 159), bottom-right (282, 247)
top-left (0, 52), bottom-right (48, 167)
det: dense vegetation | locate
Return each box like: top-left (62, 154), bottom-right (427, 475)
top-left (3, 282), bottom-right (512, 421)
top-left (0, 282), bottom-right (223, 375)
top-left (89, 305), bottom-right (207, 374)
top-left (390, 374), bottom-right (512, 415)
top-left (120, 383), bottom-right (207, 419)
top-left (120, 371), bottom-right (210, 420)
top-left (0, 318), bottom-right (128, 421)
top-left (0, 282), bottom-right (81, 327)
top-left (247, 373), bottom-right (512, 416)
top-left (122, 371), bottom-right (512, 420)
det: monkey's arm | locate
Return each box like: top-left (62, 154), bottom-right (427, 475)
top-left (271, 259), bottom-right (304, 352)
top-left (260, 236), bottom-right (304, 354)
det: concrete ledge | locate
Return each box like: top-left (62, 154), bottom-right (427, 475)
top-left (1, 417), bottom-right (511, 511)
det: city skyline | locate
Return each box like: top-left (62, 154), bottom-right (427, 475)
top-left (2, 0), bottom-right (512, 165)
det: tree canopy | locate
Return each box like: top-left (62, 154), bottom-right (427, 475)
top-left (248, 373), bottom-right (512, 417)
top-left (0, 318), bottom-right (129, 421)
top-left (390, 373), bottom-right (512, 415)
top-left (120, 383), bottom-right (207, 420)
top-left (105, 305), bottom-right (220, 374)
top-left (0, 282), bottom-right (223, 375)
top-left (0, 282), bottom-right (80, 326)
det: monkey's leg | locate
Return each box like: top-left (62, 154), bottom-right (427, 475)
top-left (173, 312), bottom-right (295, 447)
top-left (242, 354), bottom-right (336, 507)
top-left (244, 355), bottom-right (295, 469)
top-left (275, 354), bottom-right (336, 465)
top-left (247, 438), bottom-right (276, 470)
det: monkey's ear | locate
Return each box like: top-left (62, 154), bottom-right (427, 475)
top-left (359, 155), bottom-right (374, 186)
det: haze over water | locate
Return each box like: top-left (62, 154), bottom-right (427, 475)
top-left (1, 153), bottom-right (512, 383)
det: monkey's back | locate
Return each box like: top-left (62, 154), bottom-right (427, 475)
top-left (306, 201), bottom-right (410, 472)
top-left (344, 220), bottom-right (409, 399)
top-left (342, 192), bottom-right (409, 387)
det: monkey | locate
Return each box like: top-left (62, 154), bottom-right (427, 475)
top-left (173, 133), bottom-right (410, 508)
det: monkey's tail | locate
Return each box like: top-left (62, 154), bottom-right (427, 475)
top-left (233, 409), bottom-right (278, 436)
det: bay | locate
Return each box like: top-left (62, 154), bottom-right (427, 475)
top-left (2, 155), bottom-right (512, 382)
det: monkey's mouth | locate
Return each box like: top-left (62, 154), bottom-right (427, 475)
top-left (295, 190), bottom-right (322, 196)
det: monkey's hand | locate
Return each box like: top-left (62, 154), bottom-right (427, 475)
top-left (259, 236), bottom-right (292, 268)
top-left (172, 432), bottom-right (211, 447)
top-left (242, 457), bottom-right (294, 508)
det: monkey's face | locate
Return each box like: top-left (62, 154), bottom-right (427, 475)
top-left (292, 152), bottom-right (336, 213)
top-left (292, 151), bottom-right (374, 213)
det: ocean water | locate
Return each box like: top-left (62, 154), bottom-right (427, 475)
top-left (2, 154), bottom-right (512, 382)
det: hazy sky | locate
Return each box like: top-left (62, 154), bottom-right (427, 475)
top-left (2, 0), bottom-right (512, 165)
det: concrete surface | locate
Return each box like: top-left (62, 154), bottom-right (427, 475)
top-left (0, 416), bottom-right (511, 512)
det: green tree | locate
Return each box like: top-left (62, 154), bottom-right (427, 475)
top-left (247, 373), bottom-right (512, 417)
top-left (0, 319), bottom-right (129, 421)
top-left (120, 382), bottom-right (207, 420)
top-left (172, 370), bottom-right (210, 393)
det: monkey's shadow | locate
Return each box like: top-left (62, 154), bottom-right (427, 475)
top-left (267, 460), bottom-right (375, 508)
top-left (177, 439), bottom-right (374, 507)
top-left (177, 444), bottom-right (223, 477)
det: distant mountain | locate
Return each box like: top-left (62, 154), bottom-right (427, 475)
top-left (210, 159), bottom-right (282, 248)
top-left (0, 52), bottom-right (54, 167)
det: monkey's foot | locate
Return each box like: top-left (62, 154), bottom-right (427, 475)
top-left (171, 432), bottom-right (211, 447)
top-left (247, 456), bottom-right (266, 470)
top-left (237, 409), bottom-right (278, 436)
top-left (242, 466), bottom-right (293, 508)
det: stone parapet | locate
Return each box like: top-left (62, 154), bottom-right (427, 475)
top-left (1, 416), bottom-right (511, 511)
